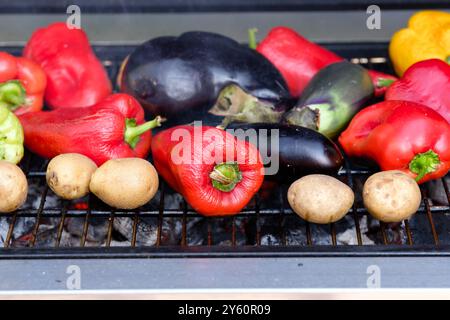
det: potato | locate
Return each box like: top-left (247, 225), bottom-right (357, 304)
top-left (46, 154), bottom-right (98, 200)
top-left (90, 158), bottom-right (159, 209)
top-left (0, 161), bottom-right (28, 213)
top-left (287, 174), bottom-right (354, 224)
top-left (363, 170), bottom-right (421, 222)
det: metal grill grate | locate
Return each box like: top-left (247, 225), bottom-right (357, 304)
top-left (0, 43), bottom-right (449, 258)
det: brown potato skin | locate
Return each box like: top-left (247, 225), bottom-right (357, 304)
top-left (46, 153), bottom-right (98, 200)
top-left (89, 158), bottom-right (159, 209)
top-left (287, 174), bottom-right (354, 224)
top-left (0, 161), bottom-right (28, 213)
top-left (363, 170), bottom-right (421, 223)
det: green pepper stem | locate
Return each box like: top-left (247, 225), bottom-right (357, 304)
top-left (446, 56), bottom-right (450, 64)
top-left (377, 78), bottom-right (395, 88)
top-left (210, 162), bottom-right (243, 192)
top-left (248, 28), bottom-right (258, 49)
top-left (124, 116), bottom-right (163, 149)
top-left (409, 149), bottom-right (440, 182)
top-left (0, 80), bottom-right (26, 111)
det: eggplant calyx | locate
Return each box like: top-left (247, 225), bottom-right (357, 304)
top-left (209, 84), bottom-right (282, 129)
top-left (282, 106), bottom-right (320, 131)
top-left (210, 162), bottom-right (243, 192)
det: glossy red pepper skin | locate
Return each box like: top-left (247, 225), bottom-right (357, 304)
top-left (256, 26), bottom-right (397, 97)
top-left (385, 59), bottom-right (450, 123)
top-left (0, 52), bottom-right (46, 115)
top-left (19, 94), bottom-right (160, 166)
top-left (23, 22), bottom-right (112, 109)
top-left (339, 101), bottom-right (450, 184)
top-left (152, 125), bottom-right (264, 216)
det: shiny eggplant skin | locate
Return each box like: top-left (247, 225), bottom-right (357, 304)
top-left (227, 123), bottom-right (344, 180)
top-left (282, 61), bottom-right (374, 139)
top-left (119, 31), bottom-right (291, 121)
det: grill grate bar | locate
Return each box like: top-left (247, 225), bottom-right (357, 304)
top-left (344, 160), bottom-right (363, 245)
top-left (330, 223), bottom-right (337, 246)
top-left (181, 200), bottom-right (188, 247)
top-left (3, 213), bottom-right (17, 248)
top-left (255, 193), bottom-right (261, 246)
top-left (404, 220), bottom-right (413, 245)
top-left (305, 222), bottom-right (312, 246)
top-left (380, 222), bottom-right (388, 245)
top-left (79, 196), bottom-right (93, 247)
top-left (106, 211), bottom-right (115, 247)
top-left (131, 213), bottom-right (139, 247)
top-left (29, 185), bottom-right (49, 247)
top-left (55, 202), bottom-right (68, 247)
top-left (156, 184), bottom-right (166, 247)
top-left (231, 217), bottom-right (237, 246)
top-left (422, 189), bottom-right (440, 246)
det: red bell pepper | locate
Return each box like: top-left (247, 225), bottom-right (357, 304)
top-left (385, 59), bottom-right (450, 123)
top-left (339, 100), bottom-right (450, 184)
top-left (152, 125), bottom-right (264, 216)
top-left (23, 22), bottom-right (112, 109)
top-left (255, 26), bottom-right (397, 97)
top-left (18, 93), bottom-right (162, 166)
top-left (0, 52), bottom-right (46, 115)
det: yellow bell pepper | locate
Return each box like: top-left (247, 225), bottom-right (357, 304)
top-left (389, 10), bottom-right (450, 76)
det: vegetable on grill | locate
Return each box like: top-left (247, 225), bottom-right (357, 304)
top-left (151, 125), bottom-right (264, 216)
top-left (385, 59), bottom-right (450, 123)
top-left (46, 153), bottom-right (98, 200)
top-left (0, 52), bottom-right (47, 115)
top-left (389, 10), bottom-right (450, 76)
top-left (0, 104), bottom-right (24, 164)
top-left (255, 26), bottom-right (397, 97)
top-left (18, 93), bottom-right (162, 166)
top-left (282, 61), bottom-right (374, 139)
top-left (0, 161), bottom-right (28, 213)
top-left (90, 158), bottom-right (159, 210)
top-left (24, 22), bottom-right (112, 109)
top-left (226, 123), bottom-right (344, 181)
top-left (288, 174), bottom-right (354, 224)
top-left (119, 31), bottom-right (291, 124)
top-left (339, 101), bottom-right (450, 184)
top-left (363, 170), bottom-right (421, 223)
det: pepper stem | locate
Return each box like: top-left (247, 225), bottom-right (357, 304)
top-left (409, 149), bottom-right (440, 182)
top-left (377, 78), bottom-right (395, 88)
top-left (0, 80), bottom-right (26, 111)
top-left (446, 56), bottom-right (450, 64)
top-left (248, 28), bottom-right (258, 49)
top-left (124, 116), bottom-right (163, 149)
top-left (209, 162), bottom-right (243, 192)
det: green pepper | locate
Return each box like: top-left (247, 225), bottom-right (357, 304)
top-left (0, 106), bottom-right (24, 164)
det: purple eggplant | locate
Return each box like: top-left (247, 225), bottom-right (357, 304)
top-left (118, 31), bottom-right (291, 124)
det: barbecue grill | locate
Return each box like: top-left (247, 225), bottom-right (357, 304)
top-left (0, 0), bottom-right (450, 298)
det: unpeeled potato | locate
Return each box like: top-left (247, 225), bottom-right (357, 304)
top-left (0, 161), bottom-right (28, 213)
top-left (288, 174), bottom-right (354, 224)
top-left (363, 170), bottom-right (421, 222)
top-left (46, 153), bottom-right (98, 200)
top-left (89, 158), bottom-right (159, 209)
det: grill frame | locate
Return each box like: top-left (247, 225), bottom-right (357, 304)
top-left (0, 42), bottom-right (449, 259)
